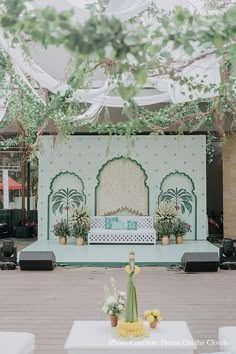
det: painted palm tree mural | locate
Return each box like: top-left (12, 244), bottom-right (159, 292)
top-left (52, 188), bottom-right (84, 223)
top-left (160, 188), bottom-right (193, 215)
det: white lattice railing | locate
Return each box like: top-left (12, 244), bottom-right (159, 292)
top-left (88, 216), bottom-right (156, 244)
top-left (91, 216), bottom-right (154, 229)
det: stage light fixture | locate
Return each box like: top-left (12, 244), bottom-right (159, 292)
top-left (222, 238), bottom-right (234, 257)
top-left (220, 238), bottom-right (236, 270)
top-left (0, 240), bottom-right (17, 270)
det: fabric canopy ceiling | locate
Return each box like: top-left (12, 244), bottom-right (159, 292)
top-left (0, 0), bottom-right (221, 122)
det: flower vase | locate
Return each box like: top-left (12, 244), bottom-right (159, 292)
top-left (176, 235), bottom-right (184, 244)
top-left (150, 321), bottom-right (157, 329)
top-left (76, 237), bottom-right (84, 246)
top-left (161, 235), bottom-right (170, 245)
top-left (110, 314), bottom-right (118, 327)
top-left (59, 236), bottom-right (67, 245)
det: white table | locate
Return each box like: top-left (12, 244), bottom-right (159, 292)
top-left (219, 326), bottom-right (236, 352)
top-left (64, 321), bottom-right (196, 354)
top-left (0, 331), bottom-right (35, 354)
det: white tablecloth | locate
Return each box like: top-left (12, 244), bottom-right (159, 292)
top-left (65, 321), bottom-right (196, 354)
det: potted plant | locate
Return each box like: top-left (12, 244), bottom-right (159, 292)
top-left (102, 277), bottom-right (127, 327)
top-left (155, 201), bottom-right (177, 245)
top-left (52, 219), bottom-right (70, 244)
top-left (158, 221), bottom-right (173, 245)
top-left (144, 309), bottom-right (162, 329)
top-left (71, 207), bottom-right (90, 245)
top-left (172, 218), bottom-right (191, 244)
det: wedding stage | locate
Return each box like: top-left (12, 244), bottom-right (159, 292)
top-left (18, 240), bottom-right (219, 266)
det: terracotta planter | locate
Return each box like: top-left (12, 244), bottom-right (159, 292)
top-left (150, 321), bottom-right (157, 329)
top-left (110, 314), bottom-right (118, 327)
top-left (161, 235), bottom-right (170, 245)
top-left (59, 236), bottom-right (67, 245)
top-left (76, 237), bottom-right (84, 246)
top-left (176, 235), bottom-right (184, 244)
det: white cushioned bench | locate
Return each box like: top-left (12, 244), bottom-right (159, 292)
top-left (0, 331), bottom-right (35, 354)
top-left (88, 216), bottom-right (156, 245)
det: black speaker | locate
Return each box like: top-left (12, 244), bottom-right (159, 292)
top-left (181, 252), bottom-right (219, 272)
top-left (220, 238), bottom-right (236, 269)
top-left (19, 251), bottom-right (56, 270)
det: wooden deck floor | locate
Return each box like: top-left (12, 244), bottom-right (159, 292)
top-left (0, 262), bottom-right (235, 354)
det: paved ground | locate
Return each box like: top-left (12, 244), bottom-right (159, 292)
top-left (0, 238), bottom-right (235, 353)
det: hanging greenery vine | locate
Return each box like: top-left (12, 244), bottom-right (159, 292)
top-left (0, 0), bottom-right (235, 160)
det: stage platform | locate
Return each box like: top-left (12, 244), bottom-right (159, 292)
top-left (18, 240), bottom-right (219, 266)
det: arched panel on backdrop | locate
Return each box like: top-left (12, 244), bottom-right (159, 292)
top-left (95, 157), bottom-right (149, 216)
top-left (47, 171), bottom-right (86, 239)
top-left (158, 171), bottom-right (197, 240)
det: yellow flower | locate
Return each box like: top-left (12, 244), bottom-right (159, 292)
top-left (147, 315), bottom-right (155, 323)
top-left (124, 265), bottom-right (140, 274)
top-left (118, 329), bottom-right (127, 337)
top-left (153, 309), bottom-right (161, 317)
top-left (157, 315), bottom-right (162, 321)
top-left (117, 319), bottom-right (146, 337)
top-left (144, 310), bottom-right (152, 317)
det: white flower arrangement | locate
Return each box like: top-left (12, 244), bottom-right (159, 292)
top-left (102, 278), bottom-right (127, 316)
top-left (70, 207), bottom-right (90, 239)
top-left (155, 201), bottom-right (178, 223)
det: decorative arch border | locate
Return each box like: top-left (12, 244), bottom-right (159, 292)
top-left (158, 170), bottom-right (197, 240)
top-left (47, 171), bottom-right (86, 240)
top-left (94, 156), bottom-right (150, 216)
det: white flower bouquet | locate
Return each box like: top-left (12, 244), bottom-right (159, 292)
top-left (102, 277), bottom-right (127, 316)
top-left (155, 201), bottom-right (177, 223)
top-left (70, 207), bottom-right (90, 239)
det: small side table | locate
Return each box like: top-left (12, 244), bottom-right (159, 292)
top-left (0, 331), bottom-right (35, 354)
top-left (219, 326), bottom-right (236, 352)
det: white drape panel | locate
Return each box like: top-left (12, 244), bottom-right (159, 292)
top-left (154, 0), bottom-right (190, 11)
top-left (13, 64), bottom-right (46, 105)
top-left (167, 54), bottom-right (221, 103)
top-left (0, 0), bottom-right (221, 122)
top-left (0, 30), bottom-right (173, 106)
top-left (0, 29), bottom-right (110, 101)
top-left (67, 0), bottom-right (190, 22)
top-left (105, 0), bottom-right (153, 21)
top-left (69, 103), bottom-right (103, 122)
top-left (96, 158), bottom-right (148, 216)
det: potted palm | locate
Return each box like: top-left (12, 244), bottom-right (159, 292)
top-left (155, 201), bottom-right (177, 245)
top-left (52, 219), bottom-right (70, 244)
top-left (71, 207), bottom-right (90, 245)
top-left (172, 218), bottom-right (191, 244)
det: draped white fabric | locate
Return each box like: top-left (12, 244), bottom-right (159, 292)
top-left (0, 29), bottom-right (111, 101)
top-left (69, 103), bottom-right (103, 122)
top-left (0, 0), bottom-right (221, 122)
top-left (13, 64), bottom-right (46, 105)
top-left (105, 0), bottom-right (153, 22)
top-left (0, 29), bottom-right (173, 106)
top-left (167, 55), bottom-right (221, 103)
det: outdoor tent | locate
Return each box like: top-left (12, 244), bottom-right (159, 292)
top-left (0, 176), bottom-right (25, 190)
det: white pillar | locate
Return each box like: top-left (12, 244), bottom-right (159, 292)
top-left (3, 169), bottom-right (9, 209)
